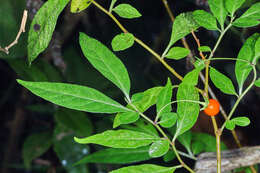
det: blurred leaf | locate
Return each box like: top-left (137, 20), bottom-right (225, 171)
top-left (208, 0), bottom-right (228, 29)
top-left (170, 12), bottom-right (199, 46)
top-left (225, 120), bottom-right (236, 130)
top-left (255, 78), bottom-right (260, 87)
top-left (26, 104), bottom-right (54, 114)
top-left (112, 33), bottom-right (135, 51)
top-left (113, 4), bottom-right (141, 19)
top-left (233, 2), bottom-right (260, 27)
top-left (225, 0), bottom-right (246, 16)
top-left (156, 78), bottom-right (172, 116)
top-left (74, 129), bottom-right (160, 148)
top-left (198, 46), bottom-right (212, 52)
top-left (174, 84), bottom-right (200, 139)
top-left (113, 111), bottom-right (140, 128)
top-left (191, 141), bottom-right (205, 155)
top-left (231, 117), bottom-right (250, 127)
top-left (158, 112), bottom-right (177, 128)
top-left (194, 59), bottom-right (206, 70)
top-left (79, 32), bottom-right (131, 98)
top-left (28, 0), bottom-right (70, 64)
top-left (178, 131), bottom-right (192, 154)
top-left (110, 164), bottom-right (176, 173)
top-left (149, 140), bottom-right (169, 158)
top-left (22, 132), bottom-right (52, 169)
top-left (210, 67), bottom-right (237, 96)
top-left (163, 150), bottom-right (176, 162)
top-left (75, 146), bottom-right (151, 165)
top-left (55, 108), bottom-right (93, 136)
top-left (17, 80), bottom-right (131, 113)
top-left (165, 47), bottom-right (190, 60)
top-left (193, 10), bottom-right (218, 30)
top-left (70, 0), bottom-right (93, 13)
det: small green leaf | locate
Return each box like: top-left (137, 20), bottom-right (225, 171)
top-left (208, 0), bottom-right (228, 29)
top-left (112, 33), bottom-right (135, 51)
top-left (28, 0), bottom-right (70, 64)
top-left (255, 37), bottom-right (260, 60)
top-left (17, 80), bottom-right (131, 113)
top-left (113, 4), bottom-right (141, 19)
top-left (165, 47), bottom-right (190, 60)
top-left (233, 2), bottom-right (260, 27)
top-left (169, 12), bottom-right (199, 46)
top-left (210, 67), bottom-right (237, 96)
top-left (74, 130), bottom-right (159, 148)
top-left (192, 141), bottom-right (205, 155)
top-left (225, 0), bottom-right (246, 16)
top-left (70, 0), bottom-right (93, 13)
top-left (198, 46), bottom-right (212, 52)
top-left (194, 59), bottom-right (206, 70)
top-left (113, 111), bottom-right (140, 128)
top-left (255, 78), bottom-right (260, 87)
top-left (74, 146), bottom-right (151, 165)
top-left (232, 117), bottom-right (250, 127)
top-left (149, 140), bottom-right (170, 158)
top-left (193, 10), bottom-right (218, 30)
top-left (156, 78), bottom-right (172, 116)
top-left (110, 164), bottom-right (176, 173)
top-left (225, 120), bottom-right (236, 130)
top-left (158, 112), bottom-right (177, 128)
top-left (183, 68), bottom-right (201, 86)
top-left (79, 33), bottom-right (131, 98)
top-left (163, 150), bottom-right (176, 162)
top-left (23, 132), bottom-right (52, 169)
top-left (178, 131), bottom-right (192, 154)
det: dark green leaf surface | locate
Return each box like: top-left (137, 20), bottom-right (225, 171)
top-left (112, 33), bottom-right (135, 51)
top-left (163, 150), bottom-right (176, 162)
top-left (208, 0), bottom-right (228, 28)
top-left (110, 164), bottom-right (176, 173)
top-left (159, 112), bottom-right (177, 128)
top-left (79, 33), bottom-right (131, 98)
top-left (165, 47), bottom-right (190, 60)
top-left (225, 0), bottom-right (246, 16)
top-left (28, 0), bottom-right (70, 64)
top-left (193, 10), bottom-right (218, 30)
top-left (156, 78), bottom-right (172, 116)
top-left (210, 67), bottom-right (237, 96)
top-left (70, 0), bottom-right (93, 13)
top-left (22, 132), bottom-right (52, 169)
top-left (192, 141), bottom-right (205, 155)
top-left (17, 80), bottom-right (131, 113)
top-left (233, 2), bottom-right (260, 27)
top-left (75, 146), bottom-right (151, 165)
top-left (149, 140), bottom-right (169, 158)
top-left (178, 131), bottom-right (192, 153)
top-left (74, 130), bottom-right (159, 148)
top-left (113, 4), bottom-right (141, 19)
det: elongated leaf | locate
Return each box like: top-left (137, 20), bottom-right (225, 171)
top-left (71, 0), bottom-right (93, 13)
top-left (198, 46), bottom-right (212, 52)
top-left (210, 67), bottom-right (237, 96)
top-left (110, 164), bottom-right (176, 173)
top-left (74, 130), bottom-right (159, 148)
top-left (156, 78), bottom-right (172, 116)
top-left (225, 0), bottom-right (246, 16)
top-left (165, 47), bottom-right (190, 60)
top-left (74, 146), bottom-right (151, 165)
top-left (113, 111), bottom-right (140, 128)
top-left (233, 2), bottom-right (260, 27)
top-left (208, 0), bottom-right (228, 29)
top-left (79, 33), bottom-right (131, 98)
top-left (113, 4), bottom-right (141, 19)
top-left (159, 112), bottom-right (177, 128)
top-left (17, 80), bottom-right (131, 113)
top-left (149, 140), bottom-right (169, 158)
top-left (232, 117), bottom-right (250, 126)
top-left (23, 132), bottom-right (52, 169)
top-left (174, 84), bottom-right (200, 139)
top-left (112, 33), bottom-right (135, 51)
top-left (28, 0), bottom-right (70, 64)
top-left (193, 10), bottom-right (218, 30)
top-left (170, 12), bottom-right (199, 46)
top-left (235, 33), bottom-right (260, 93)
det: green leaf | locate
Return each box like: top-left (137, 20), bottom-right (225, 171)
top-left (232, 117), bottom-right (251, 126)
top-left (225, 0), bottom-right (246, 16)
top-left (23, 132), bottom-right (52, 169)
top-left (210, 67), bottom-right (237, 96)
top-left (163, 150), bottom-right (176, 162)
top-left (255, 37), bottom-right (260, 60)
top-left (79, 33), bottom-right (131, 98)
top-left (194, 59), bottom-right (206, 70)
top-left (112, 33), bottom-right (135, 51)
top-left (149, 140), bottom-right (169, 158)
top-left (28, 0), bottom-right (70, 64)
top-left (198, 46), bottom-right (212, 52)
top-left (235, 33), bottom-right (260, 93)
top-left (74, 146), bottom-right (151, 165)
top-left (233, 2), bottom-right (260, 27)
top-left (158, 112), bottom-right (177, 128)
top-left (255, 78), bottom-right (260, 87)
top-left (183, 68), bottom-right (201, 86)
top-left (191, 141), bottom-right (205, 155)
top-left (55, 108), bottom-right (93, 136)
top-left (178, 131), bottom-right (192, 154)
top-left (113, 4), bottom-right (141, 19)
top-left (165, 47), bottom-right (190, 60)
top-left (225, 120), bottom-right (236, 130)
top-left (74, 130), bottom-right (159, 148)
top-left (169, 12), bottom-right (199, 46)
top-left (156, 78), bottom-right (172, 116)
top-left (193, 10), bottom-right (219, 30)
top-left (113, 111), bottom-right (140, 128)
top-left (208, 0), bottom-right (228, 29)
top-left (174, 84), bottom-right (200, 139)
top-left (110, 164), bottom-right (176, 173)
top-left (17, 80), bottom-right (131, 113)
top-left (70, 0), bottom-right (93, 13)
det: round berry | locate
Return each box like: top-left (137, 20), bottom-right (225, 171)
top-left (204, 99), bottom-right (220, 116)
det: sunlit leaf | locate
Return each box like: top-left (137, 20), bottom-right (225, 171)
top-left (165, 47), bottom-right (190, 60)
top-left (113, 111), bottom-right (140, 128)
top-left (193, 10), bottom-right (218, 30)
top-left (225, 0), bottom-right (246, 16)
top-left (198, 46), bottom-right (212, 52)
top-left (112, 33), bottom-right (135, 51)
top-left (71, 0), bottom-right (93, 13)
top-left (208, 0), bottom-right (228, 29)
top-left (156, 78), bottom-right (172, 116)
top-left (149, 140), bottom-right (169, 158)
top-left (113, 4), bottom-right (141, 19)
top-left (110, 164), bottom-right (176, 173)
top-left (158, 112), bottom-right (177, 128)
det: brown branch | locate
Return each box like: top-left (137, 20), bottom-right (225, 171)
top-left (0, 10), bottom-right (28, 54)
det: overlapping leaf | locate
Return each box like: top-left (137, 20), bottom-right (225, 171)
top-left (193, 10), bottom-right (218, 30)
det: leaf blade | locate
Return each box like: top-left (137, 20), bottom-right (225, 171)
top-left (113, 4), bottom-right (141, 19)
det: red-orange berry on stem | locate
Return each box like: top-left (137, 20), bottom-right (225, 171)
top-left (204, 99), bottom-right (220, 116)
